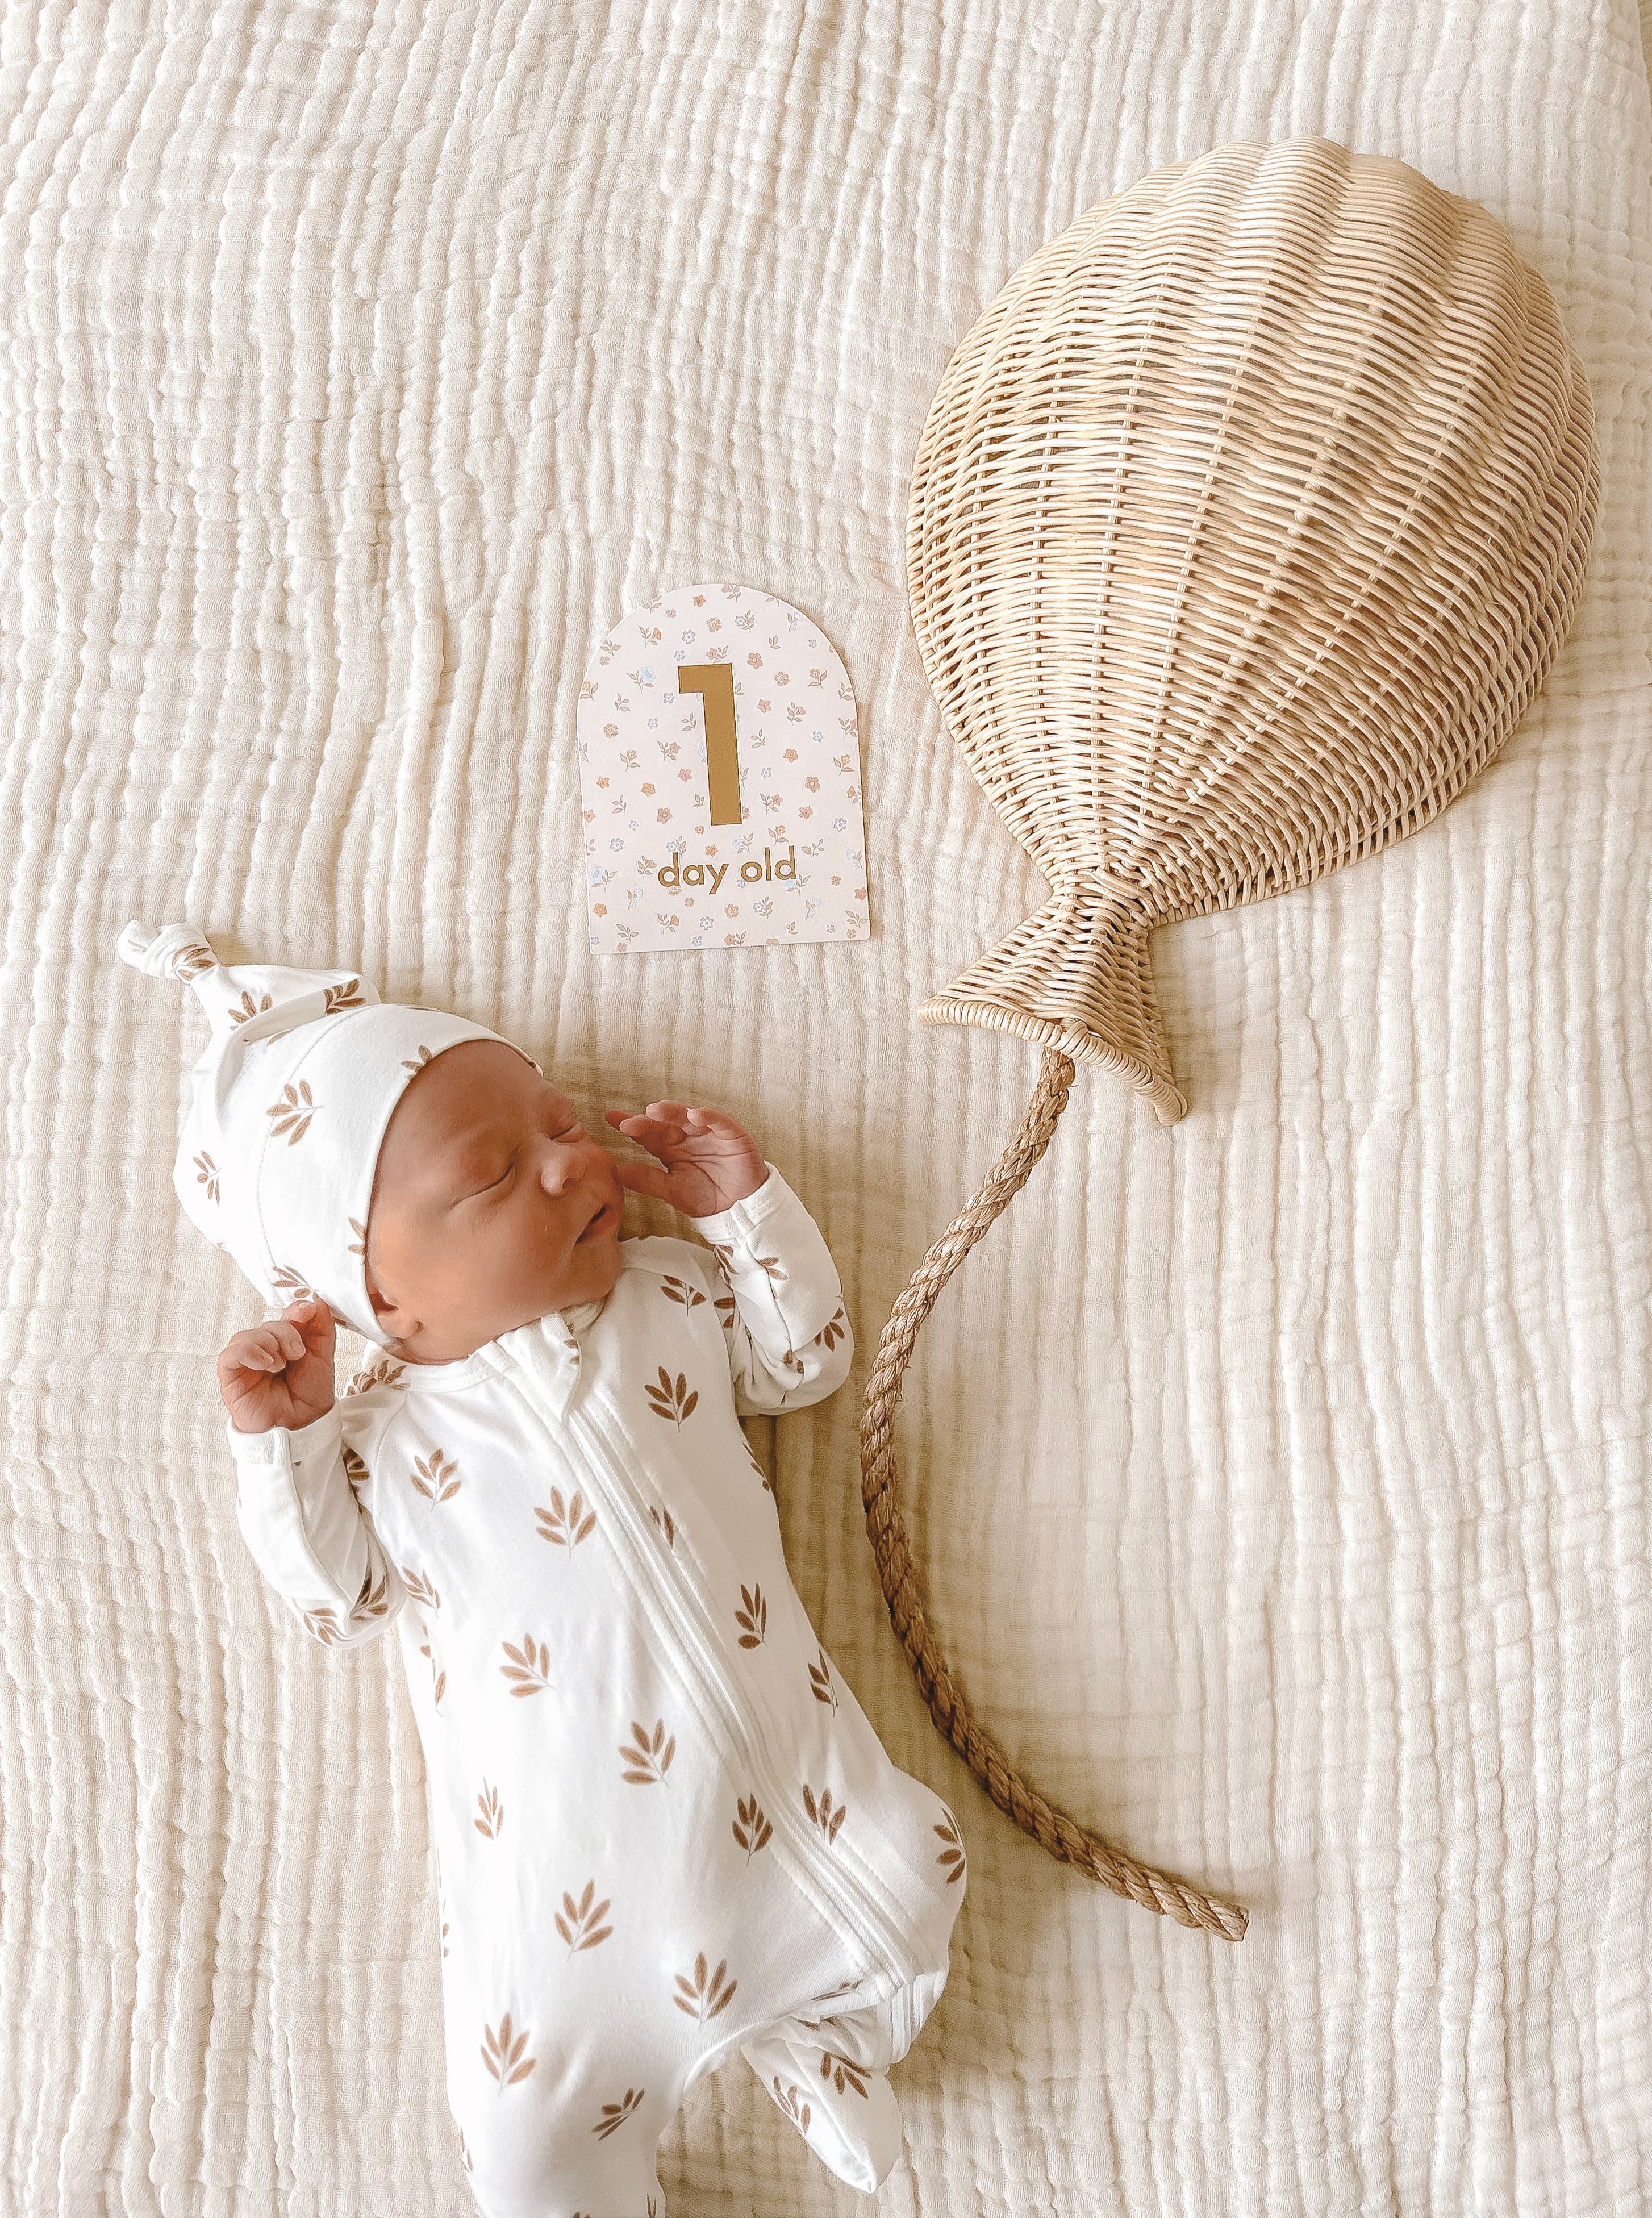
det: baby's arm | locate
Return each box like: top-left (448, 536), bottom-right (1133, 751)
top-left (220, 1299), bottom-right (404, 1649)
top-left (689, 1168), bottom-right (854, 1416)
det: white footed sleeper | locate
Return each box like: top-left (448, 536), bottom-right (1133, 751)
top-left (228, 1166), bottom-right (965, 2216)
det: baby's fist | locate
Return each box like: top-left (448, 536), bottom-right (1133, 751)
top-left (218, 1298), bottom-right (337, 1435)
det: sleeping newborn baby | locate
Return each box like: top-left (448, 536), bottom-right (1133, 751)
top-left (116, 922), bottom-right (964, 2218)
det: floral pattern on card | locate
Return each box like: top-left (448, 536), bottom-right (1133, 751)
top-left (577, 583), bottom-right (870, 954)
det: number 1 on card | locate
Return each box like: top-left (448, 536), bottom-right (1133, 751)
top-left (677, 663), bottom-right (742, 826)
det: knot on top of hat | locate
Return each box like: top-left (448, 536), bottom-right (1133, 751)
top-left (118, 920), bottom-right (219, 982)
top-left (118, 920), bottom-right (518, 1345)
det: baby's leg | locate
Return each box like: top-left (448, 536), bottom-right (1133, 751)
top-left (453, 2050), bottom-right (679, 2218)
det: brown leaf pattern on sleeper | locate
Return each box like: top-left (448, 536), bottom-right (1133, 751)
top-left (411, 1449), bottom-right (461, 1502)
top-left (649, 1504), bottom-right (675, 1548)
top-left (474, 1782), bottom-right (503, 1838)
top-left (808, 1648), bottom-right (837, 1710)
top-left (802, 1785), bottom-right (846, 1844)
top-left (644, 1366), bottom-right (698, 1427)
top-left (419, 1627), bottom-right (445, 1707)
top-left (774, 2078), bottom-right (812, 2134)
top-left (709, 1243), bottom-right (736, 1286)
top-left (732, 1794), bottom-right (772, 1861)
top-left (619, 1719), bottom-right (674, 1784)
top-left (194, 1151), bottom-right (220, 1203)
top-left (535, 1487), bottom-right (596, 1552)
top-left (349, 1567), bottom-right (390, 1624)
top-left (265, 1081), bottom-right (317, 1143)
top-left (821, 2052), bottom-right (870, 2098)
top-left (735, 1585), bottom-right (767, 1648)
top-left (322, 978), bottom-right (364, 1014)
top-left (593, 2087), bottom-right (645, 2139)
top-left (399, 1564), bottom-right (440, 1611)
top-left (302, 1604), bottom-right (343, 1644)
top-left (554, 1881), bottom-right (613, 1954)
top-left (814, 1306), bottom-right (848, 1350)
top-left (342, 1445), bottom-right (369, 1498)
top-left (500, 1637), bottom-right (552, 1696)
top-left (481, 2013), bottom-right (537, 2087)
top-left (673, 1953), bottom-right (737, 2026)
top-left (935, 1809), bottom-right (967, 1883)
top-left (660, 1274), bottom-right (706, 1310)
top-left (714, 1293), bottom-right (736, 1331)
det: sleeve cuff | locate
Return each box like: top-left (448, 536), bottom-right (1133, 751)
top-left (687, 1162), bottom-right (788, 1241)
top-left (224, 1403), bottom-right (342, 1466)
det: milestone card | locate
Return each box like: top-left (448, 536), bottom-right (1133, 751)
top-left (577, 583), bottom-right (869, 954)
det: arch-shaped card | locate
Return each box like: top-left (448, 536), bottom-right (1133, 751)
top-left (577, 583), bottom-right (870, 954)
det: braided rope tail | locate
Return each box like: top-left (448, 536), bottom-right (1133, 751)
top-left (859, 1047), bottom-right (1249, 1943)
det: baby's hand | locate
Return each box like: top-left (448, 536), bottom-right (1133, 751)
top-left (218, 1298), bottom-right (337, 1435)
top-left (604, 1102), bottom-right (766, 1218)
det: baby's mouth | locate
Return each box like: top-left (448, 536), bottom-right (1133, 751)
top-left (574, 1196), bottom-right (616, 1244)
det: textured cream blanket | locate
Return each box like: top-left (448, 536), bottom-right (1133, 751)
top-left (3, 4), bottom-right (1649, 2213)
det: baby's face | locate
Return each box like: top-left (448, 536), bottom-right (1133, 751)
top-left (364, 1040), bottom-right (625, 1362)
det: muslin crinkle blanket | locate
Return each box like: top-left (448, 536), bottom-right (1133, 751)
top-left (1, 2), bottom-right (1650, 2213)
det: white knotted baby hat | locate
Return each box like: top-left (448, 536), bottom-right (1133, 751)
top-left (118, 921), bottom-right (533, 1344)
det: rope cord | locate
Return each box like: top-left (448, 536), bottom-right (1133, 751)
top-left (858, 1047), bottom-right (1249, 1942)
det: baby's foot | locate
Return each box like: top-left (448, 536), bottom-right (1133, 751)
top-left (740, 2027), bottom-right (903, 2193)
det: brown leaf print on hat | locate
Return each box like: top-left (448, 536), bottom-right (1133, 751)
top-left (345, 1358), bottom-right (407, 1396)
top-left (265, 1081), bottom-right (318, 1143)
top-left (227, 989), bottom-right (272, 1027)
top-left (732, 1793), bottom-right (772, 1862)
top-left (411, 1448), bottom-right (461, 1502)
top-left (644, 1366), bottom-right (698, 1428)
top-left (481, 2013), bottom-right (537, 2089)
top-left (535, 1487), bottom-right (596, 1552)
top-left (660, 1274), bottom-right (706, 1311)
top-left (593, 2086), bottom-right (644, 2140)
top-left (673, 1953), bottom-right (737, 2027)
top-left (346, 1218), bottom-right (368, 1257)
top-left (500, 1637), bottom-right (552, 1696)
top-left (802, 1785), bottom-right (846, 1845)
top-left (401, 1044), bottom-right (434, 1074)
top-left (620, 1718), bottom-right (675, 1784)
top-left (555, 1881), bottom-right (614, 1954)
top-left (172, 941), bottom-right (216, 982)
top-left (194, 1152), bottom-right (220, 1203)
top-left (269, 1264), bottom-right (315, 1302)
top-left (302, 1604), bottom-right (343, 1644)
top-left (323, 978), bottom-right (364, 1014)
top-left (934, 1810), bottom-right (967, 1884)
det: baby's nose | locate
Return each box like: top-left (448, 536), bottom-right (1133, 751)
top-left (537, 1144), bottom-right (580, 1195)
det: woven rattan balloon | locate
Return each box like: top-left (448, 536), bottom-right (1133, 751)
top-left (861, 135), bottom-right (1599, 1941)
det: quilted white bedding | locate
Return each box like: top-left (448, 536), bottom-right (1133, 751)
top-left (2, 3), bottom-right (1649, 2213)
